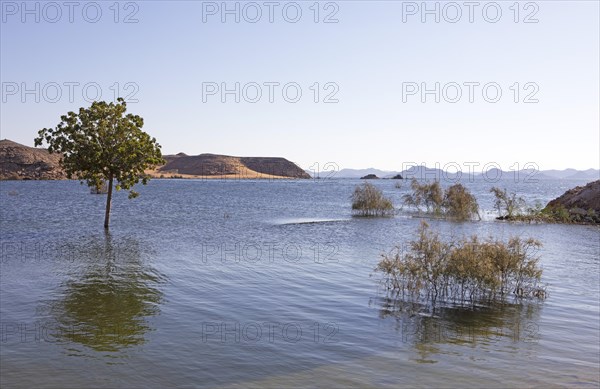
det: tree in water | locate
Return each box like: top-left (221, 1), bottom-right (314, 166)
top-left (35, 98), bottom-right (164, 228)
top-left (490, 187), bottom-right (526, 219)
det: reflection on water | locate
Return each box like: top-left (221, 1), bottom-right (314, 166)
top-left (1, 179), bottom-right (597, 387)
top-left (374, 295), bottom-right (542, 362)
top-left (42, 233), bottom-right (164, 354)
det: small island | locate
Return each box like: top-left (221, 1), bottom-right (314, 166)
top-left (360, 174), bottom-right (379, 179)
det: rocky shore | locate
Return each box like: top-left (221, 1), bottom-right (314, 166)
top-left (544, 180), bottom-right (600, 224)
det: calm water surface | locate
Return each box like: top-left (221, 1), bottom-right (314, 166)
top-left (1, 178), bottom-right (599, 388)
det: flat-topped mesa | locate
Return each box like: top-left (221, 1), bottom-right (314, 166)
top-left (0, 139), bottom-right (67, 180)
top-left (155, 153), bottom-right (310, 179)
top-left (239, 157), bottom-right (310, 179)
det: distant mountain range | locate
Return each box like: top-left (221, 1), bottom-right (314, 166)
top-left (310, 166), bottom-right (600, 181)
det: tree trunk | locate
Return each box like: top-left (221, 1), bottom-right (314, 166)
top-left (104, 176), bottom-right (113, 229)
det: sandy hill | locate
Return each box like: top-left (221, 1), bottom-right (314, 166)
top-left (0, 139), bottom-right (309, 180)
top-left (151, 153), bottom-right (310, 179)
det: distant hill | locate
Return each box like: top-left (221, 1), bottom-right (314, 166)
top-left (0, 139), bottom-right (67, 180)
top-left (400, 165), bottom-right (458, 180)
top-left (473, 168), bottom-right (554, 181)
top-left (152, 153), bottom-right (310, 179)
top-left (474, 168), bottom-right (599, 181)
top-left (2, 139), bottom-right (596, 181)
top-left (0, 139), bottom-right (310, 180)
top-left (334, 168), bottom-right (398, 179)
top-left (542, 168), bottom-right (580, 179)
top-left (563, 169), bottom-right (600, 180)
top-left (331, 165), bottom-right (598, 181)
top-left (336, 166), bottom-right (456, 180)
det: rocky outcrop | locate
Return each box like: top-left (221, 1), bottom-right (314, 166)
top-left (545, 180), bottom-right (600, 224)
top-left (0, 139), bottom-right (67, 180)
top-left (360, 174), bottom-right (379, 179)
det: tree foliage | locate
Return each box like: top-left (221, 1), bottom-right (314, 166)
top-left (34, 98), bottom-right (164, 227)
top-left (403, 178), bottom-right (443, 215)
top-left (442, 183), bottom-right (480, 221)
top-left (403, 179), bottom-right (479, 220)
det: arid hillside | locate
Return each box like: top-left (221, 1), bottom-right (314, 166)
top-left (0, 139), bottom-right (67, 180)
top-left (545, 180), bottom-right (600, 223)
top-left (149, 153), bottom-right (310, 179)
top-left (0, 139), bottom-right (310, 180)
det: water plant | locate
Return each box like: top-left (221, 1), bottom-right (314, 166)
top-left (376, 222), bottom-right (546, 307)
top-left (402, 178), bottom-right (443, 215)
top-left (351, 182), bottom-right (394, 216)
top-left (403, 179), bottom-right (480, 220)
top-left (442, 183), bottom-right (480, 221)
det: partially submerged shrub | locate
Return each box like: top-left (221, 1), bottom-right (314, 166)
top-left (352, 182), bottom-right (394, 216)
top-left (403, 179), bottom-right (479, 220)
top-left (490, 187), bottom-right (526, 219)
top-left (376, 222), bottom-right (545, 306)
top-left (442, 183), bottom-right (480, 221)
top-left (403, 179), bottom-right (443, 215)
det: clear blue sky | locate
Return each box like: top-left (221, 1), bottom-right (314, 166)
top-left (1, 1), bottom-right (598, 171)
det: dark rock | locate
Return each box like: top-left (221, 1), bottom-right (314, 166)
top-left (360, 174), bottom-right (379, 179)
top-left (545, 180), bottom-right (600, 224)
top-left (0, 139), bottom-right (67, 180)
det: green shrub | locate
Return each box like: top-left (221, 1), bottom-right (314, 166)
top-left (376, 222), bottom-right (545, 306)
top-left (442, 183), bottom-right (480, 221)
top-left (403, 178), bottom-right (443, 215)
top-left (403, 179), bottom-right (479, 220)
top-left (351, 182), bottom-right (394, 217)
top-left (541, 204), bottom-right (571, 223)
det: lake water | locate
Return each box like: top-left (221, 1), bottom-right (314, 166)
top-left (1, 178), bottom-right (599, 388)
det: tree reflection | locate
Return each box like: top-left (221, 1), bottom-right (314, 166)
top-left (46, 232), bottom-right (164, 353)
top-left (373, 295), bottom-right (542, 362)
